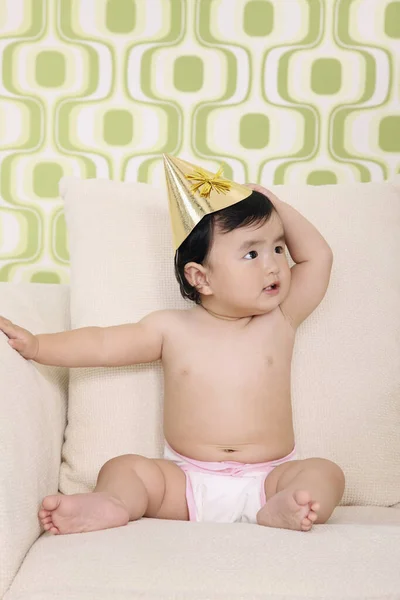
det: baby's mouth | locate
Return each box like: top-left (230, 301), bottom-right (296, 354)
top-left (263, 283), bottom-right (280, 294)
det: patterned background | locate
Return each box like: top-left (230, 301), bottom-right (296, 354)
top-left (0, 0), bottom-right (399, 284)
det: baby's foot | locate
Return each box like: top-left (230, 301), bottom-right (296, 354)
top-left (38, 492), bottom-right (130, 535)
top-left (257, 489), bottom-right (320, 532)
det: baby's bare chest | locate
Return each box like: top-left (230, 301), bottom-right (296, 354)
top-left (163, 312), bottom-right (295, 394)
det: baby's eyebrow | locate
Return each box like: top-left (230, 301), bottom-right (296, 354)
top-left (239, 232), bottom-right (285, 251)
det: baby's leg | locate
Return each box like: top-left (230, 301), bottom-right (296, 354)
top-left (38, 455), bottom-right (189, 535)
top-left (257, 457), bottom-right (345, 531)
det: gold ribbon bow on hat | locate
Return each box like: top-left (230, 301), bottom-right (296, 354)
top-left (186, 166), bottom-right (232, 198)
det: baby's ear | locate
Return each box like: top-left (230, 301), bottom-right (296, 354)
top-left (184, 262), bottom-right (212, 295)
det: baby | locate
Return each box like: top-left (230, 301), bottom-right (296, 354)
top-left (0, 159), bottom-right (345, 534)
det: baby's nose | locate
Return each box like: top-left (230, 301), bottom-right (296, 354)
top-left (266, 262), bottom-right (279, 274)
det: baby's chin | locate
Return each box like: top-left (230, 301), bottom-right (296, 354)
top-left (200, 294), bottom-right (282, 319)
top-left (229, 302), bottom-right (280, 319)
top-left (251, 305), bottom-right (279, 317)
top-left (249, 298), bottom-right (284, 317)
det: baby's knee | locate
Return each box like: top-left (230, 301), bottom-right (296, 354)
top-left (305, 458), bottom-right (344, 478)
top-left (98, 453), bottom-right (149, 475)
top-left (304, 458), bottom-right (345, 501)
top-left (322, 459), bottom-right (345, 489)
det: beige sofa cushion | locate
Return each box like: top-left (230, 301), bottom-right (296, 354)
top-left (6, 510), bottom-right (400, 600)
top-left (391, 174), bottom-right (400, 192)
top-left (0, 283), bottom-right (69, 598)
top-left (59, 176), bottom-right (400, 508)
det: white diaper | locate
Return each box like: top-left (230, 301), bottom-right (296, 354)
top-left (164, 441), bottom-right (297, 524)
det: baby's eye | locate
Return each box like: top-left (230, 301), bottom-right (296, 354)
top-left (244, 250), bottom-right (258, 260)
top-left (275, 245), bottom-right (284, 254)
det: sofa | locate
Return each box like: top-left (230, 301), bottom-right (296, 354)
top-left (1, 174), bottom-right (400, 600)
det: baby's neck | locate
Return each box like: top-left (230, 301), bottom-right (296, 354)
top-left (199, 303), bottom-right (253, 325)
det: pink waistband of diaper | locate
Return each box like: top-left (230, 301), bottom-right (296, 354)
top-left (164, 441), bottom-right (297, 476)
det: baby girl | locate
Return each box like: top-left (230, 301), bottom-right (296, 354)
top-left (0, 155), bottom-right (345, 534)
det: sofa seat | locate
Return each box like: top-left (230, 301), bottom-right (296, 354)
top-left (5, 507), bottom-right (400, 600)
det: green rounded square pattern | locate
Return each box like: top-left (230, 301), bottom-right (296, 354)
top-left (31, 271), bottom-right (61, 284)
top-left (103, 110), bottom-right (133, 146)
top-left (106, 0), bottom-right (135, 33)
top-left (385, 2), bottom-right (400, 38)
top-left (33, 163), bottom-right (64, 198)
top-left (174, 56), bottom-right (204, 92)
top-left (379, 116), bottom-right (400, 151)
top-left (311, 58), bottom-right (342, 95)
top-left (243, 0), bottom-right (273, 36)
top-left (240, 113), bottom-right (269, 149)
top-left (307, 170), bottom-right (338, 185)
top-left (35, 51), bottom-right (66, 88)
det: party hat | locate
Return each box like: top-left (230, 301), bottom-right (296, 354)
top-left (163, 154), bottom-right (253, 251)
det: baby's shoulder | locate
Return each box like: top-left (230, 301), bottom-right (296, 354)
top-left (143, 307), bottom-right (192, 334)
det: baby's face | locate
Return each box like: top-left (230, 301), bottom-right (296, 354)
top-left (203, 214), bottom-right (291, 316)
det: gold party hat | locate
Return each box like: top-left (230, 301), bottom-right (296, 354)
top-left (163, 154), bottom-right (253, 251)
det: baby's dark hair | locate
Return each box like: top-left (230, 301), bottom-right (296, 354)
top-left (174, 190), bottom-right (277, 304)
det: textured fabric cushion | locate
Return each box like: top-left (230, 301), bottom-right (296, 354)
top-left (391, 174), bottom-right (400, 192)
top-left (5, 508), bottom-right (400, 600)
top-left (59, 176), bottom-right (400, 508)
top-left (0, 283), bottom-right (69, 598)
top-left (59, 177), bottom-right (187, 494)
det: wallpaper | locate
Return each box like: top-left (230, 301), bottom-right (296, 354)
top-left (0, 0), bottom-right (399, 283)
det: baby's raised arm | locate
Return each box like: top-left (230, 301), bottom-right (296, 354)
top-left (0, 312), bottom-right (164, 368)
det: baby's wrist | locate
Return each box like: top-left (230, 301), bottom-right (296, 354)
top-left (31, 335), bottom-right (40, 361)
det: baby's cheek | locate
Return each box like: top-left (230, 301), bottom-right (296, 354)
top-left (282, 282), bottom-right (290, 299)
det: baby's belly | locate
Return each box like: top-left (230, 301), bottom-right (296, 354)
top-left (163, 391), bottom-right (295, 463)
top-left (164, 437), bottom-right (296, 463)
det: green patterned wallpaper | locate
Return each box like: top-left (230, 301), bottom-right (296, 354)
top-left (0, 0), bottom-right (399, 284)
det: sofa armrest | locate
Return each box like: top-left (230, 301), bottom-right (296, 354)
top-left (0, 283), bottom-right (69, 598)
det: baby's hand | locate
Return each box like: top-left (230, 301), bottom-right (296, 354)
top-left (0, 316), bottom-right (39, 360)
top-left (245, 182), bottom-right (272, 196)
top-left (245, 183), bottom-right (282, 207)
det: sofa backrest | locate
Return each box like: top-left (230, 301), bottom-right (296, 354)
top-left (53, 175), bottom-right (400, 507)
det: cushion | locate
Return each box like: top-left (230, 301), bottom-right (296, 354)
top-left (59, 177), bottom-right (186, 494)
top-left (59, 176), bottom-right (400, 508)
top-left (6, 510), bottom-right (400, 600)
top-left (391, 173), bottom-right (400, 194)
top-left (0, 283), bottom-right (69, 598)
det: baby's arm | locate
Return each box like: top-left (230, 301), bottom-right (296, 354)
top-left (0, 312), bottom-right (164, 368)
top-left (246, 183), bottom-right (333, 329)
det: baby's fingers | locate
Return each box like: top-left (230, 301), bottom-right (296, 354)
top-left (8, 337), bottom-right (29, 357)
top-left (8, 337), bottom-right (22, 347)
top-left (0, 317), bottom-right (19, 339)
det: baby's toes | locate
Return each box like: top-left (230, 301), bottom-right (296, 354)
top-left (48, 526), bottom-right (60, 535)
top-left (301, 519), bottom-right (313, 531)
top-left (41, 516), bottom-right (55, 529)
top-left (41, 495), bottom-right (61, 512)
top-left (307, 510), bottom-right (318, 522)
top-left (43, 522), bottom-right (60, 534)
